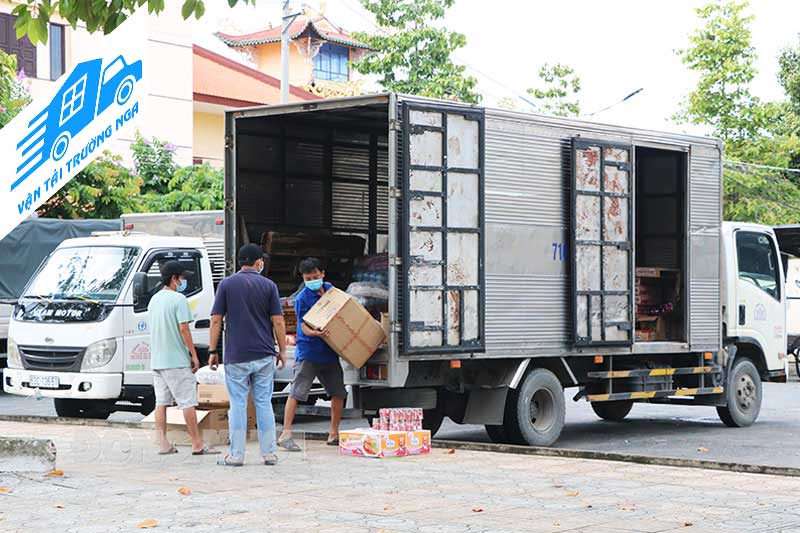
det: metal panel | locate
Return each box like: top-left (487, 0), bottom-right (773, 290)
top-left (689, 145), bottom-right (722, 350)
top-left (572, 140), bottom-right (634, 346)
top-left (401, 101), bottom-right (486, 355)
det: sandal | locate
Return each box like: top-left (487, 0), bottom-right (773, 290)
top-left (326, 437), bottom-right (339, 446)
top-left (263, 454), bottom-right (278, 466)
top-left (158, 445), bottom-right (179, 455)
top-left (192, 446), bottom-right (221, 456)
top-left (217, 455), bottom-right (244, 467)
top-left (277, 438), bottom-right (302, 452)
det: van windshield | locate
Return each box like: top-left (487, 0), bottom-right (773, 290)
top-left (23, 246), bottom-right (140, 302)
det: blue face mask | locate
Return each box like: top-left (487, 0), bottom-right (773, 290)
top-left (177, 279), bottom-right (188, 293)
top-left (305, 278), bottom-right (323, 291)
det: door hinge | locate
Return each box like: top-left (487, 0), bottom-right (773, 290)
top-left (224, 198), bottom-right (234, 210)
top-left (389, 187), bottom-right (402, 199)
top-left (389, 119), bottom-right (401, 132)
top-left (224, 135), bottom-right (233, 150)
top-left (389, 256), bottom-right (402, 267)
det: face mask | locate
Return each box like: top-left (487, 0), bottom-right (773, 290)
top-left (258, 260), bottom-right (264, 274)
top-left (177, 279), bottom-right (188, 293)
top-left (305, 279), bottom-right (323, 291)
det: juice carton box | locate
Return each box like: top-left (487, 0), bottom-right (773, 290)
top-left (339, 429), bottom-right (407, 458)
top-left (405, 429), bottom-right (431, 455)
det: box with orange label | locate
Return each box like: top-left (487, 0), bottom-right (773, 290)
top-left (339, 429), bottom-right (407, 458)
top-left (405, 430), bottom-right (431, 455)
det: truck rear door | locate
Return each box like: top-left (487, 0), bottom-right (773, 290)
top-left (399, 102), bottom-right (485, 355)
top-left (572, 140), bottom-right (634, 346)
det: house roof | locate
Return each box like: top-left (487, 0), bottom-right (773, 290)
top-left (216, 16), bottom-right (371, 49)
top-left (192, 45), bottom-right (319, 107)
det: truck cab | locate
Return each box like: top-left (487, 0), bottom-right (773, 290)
top-left (2, 232), bottom-right (214, 418)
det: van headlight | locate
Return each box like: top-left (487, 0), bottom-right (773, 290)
top-left (82, 339), bottom-right (117, 370)
top-left (6, 338), bottom-right (22, 369)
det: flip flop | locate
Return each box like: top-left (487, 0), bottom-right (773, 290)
top-left (326, 437), bottom-right (339, 446)
top-left (158, 445), bottom-right (179, 455)
top-left (263, 454), bottom-right (278, 466)
top-left (277, 438), bottom-right (302, 452)
top-left (192, 446), bottom-right (221, 456)
top-left (217, 455), bottom-right (244, 467)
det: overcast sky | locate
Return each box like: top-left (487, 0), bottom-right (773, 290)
top-left (198, 0), bottom-right (800, 135)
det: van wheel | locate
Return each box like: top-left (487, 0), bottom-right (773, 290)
top-left (505, 368), bottom-right (565, 447)
top-left (717, 358), bottom-right (762, 428)
top-left (591, 400), bottom-right (633, 422)
top-left (54, 399), bottom-right (112, 420)
top-left (484, 424), bottom-right (507, 444)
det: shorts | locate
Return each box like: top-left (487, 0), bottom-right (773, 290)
top-left (153, 367), bottom-right (198, 410)
top-left (290, 359), bottom-right (347, 402)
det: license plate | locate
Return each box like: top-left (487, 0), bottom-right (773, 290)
top-left (29, 375), bottom-right (59, 389)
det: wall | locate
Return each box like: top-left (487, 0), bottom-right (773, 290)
top-left (255, 41), bottom-right (313, 87)
top-left (192, 111), bottom-right (224, 168)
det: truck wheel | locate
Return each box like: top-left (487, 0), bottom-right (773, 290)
top-left (422, 408), bottom-right (444, 436)
top-left (54, 399), bottom-right (111, 420)
top-left (484, 424), bottom-right (507, 444)
top-left (717, 358), bottom-right (762, 428)
top-left (505, 368), bottom-right (565, 447)
top-left (116, 75), bottom-right (136, 106)
top-left (591, 400), bottom-right (633, 422)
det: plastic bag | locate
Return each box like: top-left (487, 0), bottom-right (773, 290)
top-left (346, 281), bottom-right (389, 301)
top-left (196, 365), bottom-right (225, 385)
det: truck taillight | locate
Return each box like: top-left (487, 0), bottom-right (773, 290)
top-left (124, 223), bottom-right (134, 230)
top-left (365, 364), bottom-right (387, 381)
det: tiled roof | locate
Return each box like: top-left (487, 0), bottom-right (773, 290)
top-left (193, 45), bottom-right (319, 107)
top-left (216, 16), bottom-right (371, 49)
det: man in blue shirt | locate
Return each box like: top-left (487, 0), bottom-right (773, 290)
top-left (278, 257), bottom-right (347, 451)
top-left (209, 244), bottom-right (286, 466)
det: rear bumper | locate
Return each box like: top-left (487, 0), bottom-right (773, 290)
top-left (2, 368), bottom-right (122, 399)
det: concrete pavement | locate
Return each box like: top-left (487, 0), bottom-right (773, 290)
top-left (1, 420), bottom-right (800, 532)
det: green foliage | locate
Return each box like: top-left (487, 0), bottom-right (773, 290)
top-left (39, 152), bottom-right (143, 219)
top-left (0, 50), bottom-right (32, 129)
top-left (11, 0), bottom-right (251, 44)
top-left (675, 0), bottom-right (767, 155)
top-left (352, 0), bottom-right (480, 104)
top-left (527, 63), bottom-right (581, 117)
top-left (140, 164), bottom-right (224, 212)
top-left (131, 133), bottom-right (177, 195)
top-left (723, 164), bottom-right (800, 225)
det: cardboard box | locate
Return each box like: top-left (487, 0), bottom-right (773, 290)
top-left (405, 430), bottom-right (431, 455)
top-left (380, 313), bottom-right (390, 346)
top-left (197, 383), bottom-right (256, 419)
top-left (339, 429), bottom-right (407, 458)
top-left (303, 288), bottom-right (386, 368)
top-left (143, 406), bottom-right (259, 447)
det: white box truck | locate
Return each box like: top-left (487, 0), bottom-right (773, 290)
top-left (3, 95), bottom-right (787, 444)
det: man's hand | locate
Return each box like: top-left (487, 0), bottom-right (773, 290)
top-left (277, 350), bottom-right (287, 370)
top-left (191, 356), bottom-right (200, 374)
top-left (311, 328), bottom-right (330, 338)
top-left (209, 353), bottom-right (219, 371)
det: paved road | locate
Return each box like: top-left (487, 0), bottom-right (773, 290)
top-left (2, 420), bottom-right (800, 533)
top-left (2, 382), bottom-right (800, 468)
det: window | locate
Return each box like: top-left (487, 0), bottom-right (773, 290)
top-left (49, 24), bottom-right (65, 80)
top-left (0, 13), bottom-right (37, 77)
top-left (313, 43), bottom-right (349, 81)
top-left (737, 231), bottom-right (781, 301)
top-left (59, 74), bottom-right (87, 126)
top-left (134, 251), bottom-right (203, 313)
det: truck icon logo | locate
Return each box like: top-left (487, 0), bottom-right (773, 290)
top-left (137, 320), bottom-right (147, 332)
top-left (13, 54), bottom-right (143, 192)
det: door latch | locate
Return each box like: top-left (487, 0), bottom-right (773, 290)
top-left (738, 305), bottom-right (746, 326)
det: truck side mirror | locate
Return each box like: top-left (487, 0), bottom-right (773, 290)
top-left (132, 272), bottom-right (147, 307)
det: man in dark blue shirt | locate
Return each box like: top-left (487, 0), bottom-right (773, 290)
top-left (209, 244), bottom-right (286, 466)
top-left (278, 257), bottom-right (347, 451)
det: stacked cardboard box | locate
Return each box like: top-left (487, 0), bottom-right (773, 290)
top-left (339, 429), bottom-right (431, 458)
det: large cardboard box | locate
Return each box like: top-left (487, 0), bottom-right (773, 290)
top-left (339, 429), bottom-right (407, 458)
top-left (143, 406), bottom-right (259, 447)
top-left (303, 287), bottom-right (386, 368)
top-left (197, 384), bottom-right (256, 421)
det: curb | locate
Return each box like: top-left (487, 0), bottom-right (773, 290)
top-left (1, 414), bottom-right (799, 478)
top-left (0, 437), bottom-right (56, 473)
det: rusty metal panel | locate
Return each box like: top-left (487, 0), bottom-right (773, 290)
top-left (410, 169), bottom-right (442, 192)
top-left (447, 233), bottom-right (479, 286)
top-left (409, 131), bottom-right (442, 167)
top-left (409, 197), bottom-right (442, 227)
top-left (447, 114), bottom-right (480, 169)
top-left (447, 172), bottom-right (479, 228)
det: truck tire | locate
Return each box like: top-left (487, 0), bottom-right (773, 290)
top-left (591, 400), bottom-right (633, 422)
top-left (505, 368), bottom-right (565, 447)
top-left (422, 408), bottom-right (444, 436)
top-left (716, 358), bottom-right (762, 428)
top-left (54, 399), bottom-right (112, 420)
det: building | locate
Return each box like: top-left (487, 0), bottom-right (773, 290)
top-left (192, 44), bottom-right (319, 166)
top-left (216, 13), bottom-right (371, 98)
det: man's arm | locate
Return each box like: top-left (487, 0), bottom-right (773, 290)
top-left (179, 322), bottom-right (200, 373)
top-left (209, 314), bottom-right (223, 370)
top-left (272, 315), bottom-right (286, 370)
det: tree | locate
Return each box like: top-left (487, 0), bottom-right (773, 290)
top-left (12, 0), bottom-right (254, 44)
top-left (131, 133), bottom-right (177, 195)
top-left (0, 50), bottom-right (32, 129)
top-left (140, 164), bottom-right (224, 212)
top-left (527, 63), bottom-right (581, 117)
top-left (38, 152), bottom-right (143, 219)
top-left (674, 0), bottom-right (768, 155)
top-left (352, 0), bottom-right (480, 104)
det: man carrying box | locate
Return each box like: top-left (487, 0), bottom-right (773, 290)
top-left (209, 244), bottom-right (286, 466)
top-left (278, 257), bottom-right (348, 451)
top-left (149, 260), bottom-right (219, 456)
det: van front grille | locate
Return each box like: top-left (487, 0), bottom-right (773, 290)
top-left (20, 346), bottom-right (84, 372)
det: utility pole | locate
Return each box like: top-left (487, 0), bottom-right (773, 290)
top-left (281, 0), bottom-right (291, 104)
